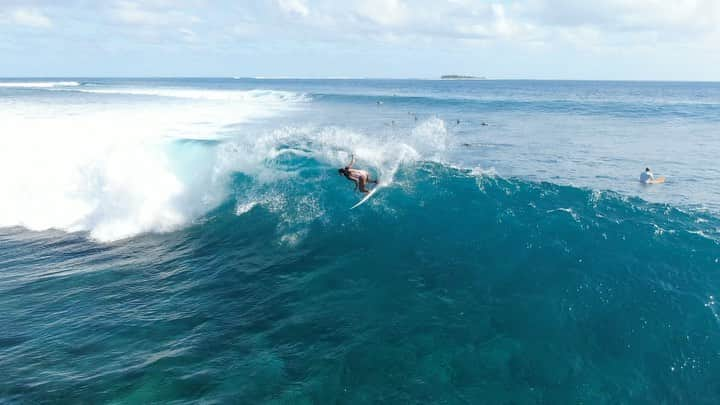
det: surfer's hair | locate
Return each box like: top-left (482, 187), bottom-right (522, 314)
top-left (338, 168), bottom-right (345, 175)
top-left (646, 167), bottom-right (650, 171)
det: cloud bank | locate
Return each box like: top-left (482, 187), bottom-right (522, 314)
top-left (1, 0), bottom-right (719, 79)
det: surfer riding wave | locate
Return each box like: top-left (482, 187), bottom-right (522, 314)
top-left (338, 154), bottom-right (378, 193)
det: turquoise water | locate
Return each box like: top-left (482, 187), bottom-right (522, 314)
top-left (1, 79), bottom-right (720, 403)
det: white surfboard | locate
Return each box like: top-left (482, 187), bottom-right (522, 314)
top-left (350, 187), bottom-right (379, 209)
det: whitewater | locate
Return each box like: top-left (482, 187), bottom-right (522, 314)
top-left (1, 78), bottom-right (720, 404)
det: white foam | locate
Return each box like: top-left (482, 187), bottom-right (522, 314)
top-left (221, 117), bottom-right (450, 232)
top-left (470, 166), bottom-right (498, 177)
top-left (235, 202), bottom-right (259, 215)
top-left (217, 117), bottom-right (446, 188)
top-left (0, 81), bottom-right (80, 88)
top-left (1, 82), bottom-right (449, 241)
top-left (547, 207), bottom-right (580, 222)
top-left (0, 88), bottom-right (304, 241)
top-left (77, 87), bottom-right (307, 103)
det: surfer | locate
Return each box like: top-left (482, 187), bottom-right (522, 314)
top-left (640, 167), bottom-right (655, 184)
top-left (338, 154), bottom-right (377, 193)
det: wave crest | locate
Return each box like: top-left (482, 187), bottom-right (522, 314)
top-left (75, 87), bottom-right (309, 103)
top-left (0, 87), bottom-right (307, 241)
top-left (0, 81), bottom-right (80, 88)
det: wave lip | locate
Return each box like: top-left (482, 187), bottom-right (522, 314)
top-left (0, 81), bottom-right (81, 88)
top-left (76, 87), bottom-right (309, 103)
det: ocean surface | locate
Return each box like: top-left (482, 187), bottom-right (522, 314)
top-left (1, 78), bottom-right (720, 404)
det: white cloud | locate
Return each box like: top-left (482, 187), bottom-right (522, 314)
top-left (275, 0), bottom-right (310, 17)
top-left (110, 0), bottom-right (200, 27)
top-left (112, 1), bottom-right (164, 26)
top-left (6, 8), bottom-right (52, 28)
top-left (522, 0), bottom-right (720, 33)
top-left (3, 0), bottom-right (719, 59)
top-left (354, 0), bottom-right (408, 26)
top-left (179, 28), bottom-right (198, 42)
top-left (352, 1), bottom-right (715, 38)
top-left (510, 0), bottom-right (720, 52)
top-left (262, 0), bottom-right (537, 42)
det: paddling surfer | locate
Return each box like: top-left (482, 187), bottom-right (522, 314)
top-left (338, 154), bottom-right (377, 193)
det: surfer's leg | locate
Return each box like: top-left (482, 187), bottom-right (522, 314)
top-left (359, 177), bottom-right (369, 193)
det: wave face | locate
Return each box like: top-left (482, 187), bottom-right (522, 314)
top-left (2, 160), bottom-right (720, 403)
top-left (2, 79), bottom-right (720, 403)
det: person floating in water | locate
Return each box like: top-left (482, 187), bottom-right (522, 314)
top-left (640, 167), bottom-right (655, 183)
top-left (338, 154), bottom-right (377, 193)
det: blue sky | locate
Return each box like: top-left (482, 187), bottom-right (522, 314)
top-left (1, 0), bottom-right (719, 80)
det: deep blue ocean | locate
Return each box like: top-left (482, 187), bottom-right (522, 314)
top-left (1, 78), bottom-right (720, 403)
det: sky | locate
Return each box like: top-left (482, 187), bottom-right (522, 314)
top-left (1, 0), bottom-right (719, 80)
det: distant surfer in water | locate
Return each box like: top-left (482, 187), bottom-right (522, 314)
top-left (640, 167), bottom-right (655, 183)
top-left (338, 154), bottom-right (377, 193)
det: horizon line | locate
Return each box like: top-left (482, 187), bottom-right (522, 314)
top-left (1, 76), bottom-right (719, 83)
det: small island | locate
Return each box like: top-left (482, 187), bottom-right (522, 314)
top-left (441, 75), bottom-right (487, 80)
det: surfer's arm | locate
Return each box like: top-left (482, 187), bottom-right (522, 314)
top-left (347, 154), bottom-right (355, 169)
